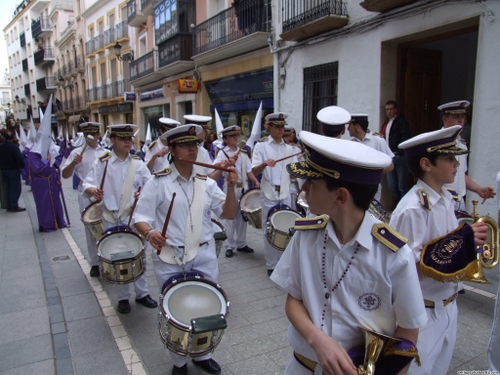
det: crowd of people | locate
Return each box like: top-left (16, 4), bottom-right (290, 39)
top-left (0, 99), bottom-right (499, 375)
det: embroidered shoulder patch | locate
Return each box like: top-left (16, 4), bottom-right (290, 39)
top-left (195, 173), bottom-right (207, 180)
top-left (153, 168), bottom-right (172, 177)
top-left (148, 140), bottom-right (158, 151)
top-left (371, 223), bottom-right (408, 253)
top-left (258, 136), bottom-right (268, 142)
top-left (372, 132), bottom-right (384, 138)
top-left (98, 151), bottom-right (112, 162)
top-left (130, 154), bottom-right (142, 160)
top-left (446, 187), bottom-right (459, 201)
top-left (294, 215), bottom-right (328, 230)
top-left (418, 189), bottom-right (432, 211)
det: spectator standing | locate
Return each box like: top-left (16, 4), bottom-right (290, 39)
top-left (0, 131), bottom-right (26, 212)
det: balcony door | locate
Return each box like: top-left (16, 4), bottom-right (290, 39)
top-left (110, 58), bottom-right (117, 97)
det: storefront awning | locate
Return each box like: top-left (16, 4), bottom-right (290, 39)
top-left (68, 114), bottom-right (82, 122)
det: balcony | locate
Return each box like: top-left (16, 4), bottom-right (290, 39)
top-left (75, 56), bottom-right (85, 73)
top-left (130, 50), bottom-right (164, 86)
top-left (86, 39), bottom-right (95, 56)
top-left (360, 0), bottom-right (420, 12)
top-left (115, 21), bottom-right (130, 42)
top-left (103, 28), bottom-right (116, 48)
top-left (192, 0), bottom-right (272, 66)
top-left (20, 32), bottom-right (26, 47)
top-left (75, 96), bottom-right (84, 109)
top-left (22, 58), bottom-right (28, 72)
top-left (86, 86), bottom-right (106, 102)
top-left (94, 34), bottom-right (104, 53)
top-left (31, 17), bottom-right (52, 39)
top-left (63, 63), bottom-right (72, 78)
top-left (281, 0), bottom-right (348, 42)
top-left (156, 33), bottom-right (194, 77)
top-left (34, 47), bottom-right (56, 66)
top-left (140, 0), bottom-right (156, 16)
top-left (105, 80), bottom-right (131, 99)
top-left (36, 77), bottom-right (57, 92)
top-left (25, 83), bottom-right (31, 97)
top-left (127, 0), bottom-right (147, 28)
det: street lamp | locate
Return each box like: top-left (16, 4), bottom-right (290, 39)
top-left (114, 42), bottom-right (134, 63)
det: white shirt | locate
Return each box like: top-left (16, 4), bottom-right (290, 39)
top-left (144, 139), bottom-right (170, 172)
top-left (213, 145), bottom-right (252, 185)
top-left (390, 179), bottom-right (461, 301)
top-left (271, 213), bottom-right (427, 363)
top-left (62, 145), bottom-right (106, 186)
top-left (252, 137), bottom-right (297, 186)
top-left (352, 133), bottom-right (395, 201)
top-left (132, 164), bottom-right (226, 246)
top-left (82, 151), bottom-right (151, 212)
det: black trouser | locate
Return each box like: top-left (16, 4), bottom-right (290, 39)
top-left (1, 169), bottom-right (22, 209)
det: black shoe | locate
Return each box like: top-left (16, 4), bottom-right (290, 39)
top-left (225, 249), bottom-right (234, 258)
top-left (237, 245), bottom-right (254, 253)
top-left (90, 266), bottom-right (100, 277)
top-left (172, 364), bottom-right (187, 375)
top-left (135, 294), bottom-right (158, 308)
top-left (267, 269), bottom-right (274, 277)
top-left (458, 289), bottom-right (466, 295)
top-left (192, 358), bottom-right (221, 374)
top-left (117, 300), bottom-right (131, 314)
top-left (7, 207), bottom-right (26, 213)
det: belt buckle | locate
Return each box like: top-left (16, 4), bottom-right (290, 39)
top-left (275, 185), bottom-right (281, 192)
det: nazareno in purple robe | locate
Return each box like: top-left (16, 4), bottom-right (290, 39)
top-left (22, 148), bottom-right (31, 185)
top-left (28, 152), bottom-right (67, 232)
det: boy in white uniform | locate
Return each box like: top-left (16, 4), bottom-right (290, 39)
top-left (390, 125), bottom-right (488, 375)
top-left (271, 132), bottom-right (427, 375)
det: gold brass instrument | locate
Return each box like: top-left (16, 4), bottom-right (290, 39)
top-left (368, 199), bottom-right (391, 224)
top-left (356, 327), bottom-right (401, 375)
top-left (457, 200), bottom-right (499, 284)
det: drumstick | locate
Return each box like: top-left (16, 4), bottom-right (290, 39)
top-left (178, 158), bottom-right (233, 172)
top-left (95, 160), bottom-right (109, 202)
top-left (157, 192), bottom-right (176, 255)
top-left (79, 135), bottom-right (95, 156)
top-left (258, 151), bottom-right (304, 169)
top-left (126, 187), bottom-right (141, 230)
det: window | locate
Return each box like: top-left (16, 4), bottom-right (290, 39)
top-left (302, 62), bottom-right (339, 133)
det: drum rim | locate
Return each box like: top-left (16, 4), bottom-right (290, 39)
top-left (81, 201), bottom-right (104, 222)
top-left (240, 188), bottom-right (262, 213)
top-left (97, 230), bottom-right (144, 259)
top-left (161, 278), bottom-right (228, 329)
top-left (270, 208), bottom-right (302, 226)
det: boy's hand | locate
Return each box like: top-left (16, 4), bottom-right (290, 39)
top-left (471, 222), bottom-right (488, 245)
top-left (311, 331), bottom-right (358, 375)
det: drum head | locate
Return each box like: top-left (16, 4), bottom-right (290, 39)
top-left (82, 202), bottom-right (103, 222)
top-left (163, 281), bottom-right (227, 328)
top-left (271, 210), bottom-right (302, 231)
top-left (240, 189), bottom-right (261, 212)
top-left (98, 232), bottom-right (143, 260)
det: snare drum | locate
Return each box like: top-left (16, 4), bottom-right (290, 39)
top-left (158, 277), bottom-right (229, 357)
top-left (97, 230), bottom-right (145, 284)
top-left (296, 191), bottom-right (309, 217)
top-left (239, 188), bottom-right (262, 229)
top-left (81, 202), bottom-right (104, 241)
top-left (212, 219), bottom-right (227, 258)
top-left (266, 209), bottom-right (302, 251)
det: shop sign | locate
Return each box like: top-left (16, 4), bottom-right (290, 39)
top-left (178, 79), bottom-right (199, 93)
top-left (99, 102), bottom-right (133, 114)
top-left (140, 87), bottom-right (164, 102)
top-left (124, 92), bottom-right (137, 102)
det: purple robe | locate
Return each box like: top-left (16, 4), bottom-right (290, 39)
top-left (22, 148), bottom-right (31, 185)
top-left (72, 174), bottom-right (81, 190)
top-left (28, 152), bottom-right (67, 232)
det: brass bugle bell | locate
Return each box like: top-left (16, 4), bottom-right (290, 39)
top-left (356, 326), bottom-right (401, 375)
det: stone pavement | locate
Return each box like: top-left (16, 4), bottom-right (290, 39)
top-left (0, 176), bottom-right (497, 375)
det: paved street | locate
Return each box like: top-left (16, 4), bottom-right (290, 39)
top-left (0, 175), bottom-right (498, 375)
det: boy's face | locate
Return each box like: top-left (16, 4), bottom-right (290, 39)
top-left (224, 134), bottom-right (238, 147)
top-left (427, 155), bottom-right (459, 185)
top-left (269, 124), bottom-right (285, 139)
top-left (301, 179), bottom-right (334, 215)
top-left (111, 136), bottom-right (133, 153)
top-left (442, 114), bottom-right (466, 128)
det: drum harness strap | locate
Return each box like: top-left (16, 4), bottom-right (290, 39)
top-left (261, 143), bottom-right (292, 201)
top-left (159, 175), bottom-right (206, 266)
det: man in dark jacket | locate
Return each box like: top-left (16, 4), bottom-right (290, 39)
top-left (381, 100), bottom-right (411, 203)
top-left (0, 130), bottom-right (26, 212)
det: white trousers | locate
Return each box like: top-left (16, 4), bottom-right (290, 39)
top-left (407, 301), bottom-right (458, 375)
top-left (225, 188), bottom-right (247, 250)
top-left (488, 279), bottom-right (500, 371)
top-left (152, 239), bottom-right (219, 367)
top-left (261, 193), bottom-right (292, 270)
top-left (102, 218), bottom-right (149, 301)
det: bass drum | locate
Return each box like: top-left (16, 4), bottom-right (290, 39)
top-left (158, 277), bottom-right (229, 357)
top-left (239, 188), bottom-right (262, 229)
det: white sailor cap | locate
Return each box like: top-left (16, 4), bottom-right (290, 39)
top-left (284, 125), bottom-right (293, 135)
top-left (164, 124), bottom-right (203, 146)
top-left (183, 114), bottom-right (212, 130)
top-left (265, 112), bottom-right (288, 126)
top-left (159, 117), bottom-right (180, 131)
top-left (107, 124), bottom-right (138, 138)
top-left (219, 125), bottom-right (241, 138)
top-left (286, 131), bottom-right (392, 185)
top-left (398, 125), bottom-right (468, 157)
top-left (317, 106), bottom-right (351, 132)
top-left (79, 122), bottom-right (102, 134)
top-left (437, 100), bottom-right (470, 115)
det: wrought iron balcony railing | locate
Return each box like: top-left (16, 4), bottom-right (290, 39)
top-left (86, 39), bottom-right (95, 55)
top-left (158, 33), bottom-right (192, 68)
top-left (116, 21), bottom-right (129, 40)
top-left (130, 51), bottom-right (155, 81)
top-left (282, 0), bottom-right (347, 33)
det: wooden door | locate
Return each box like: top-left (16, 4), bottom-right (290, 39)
top-left (399, 48), bottom-right (442, 137)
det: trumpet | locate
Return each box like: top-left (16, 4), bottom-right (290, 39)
top-left (457, 200), bottom-right (499, 283)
